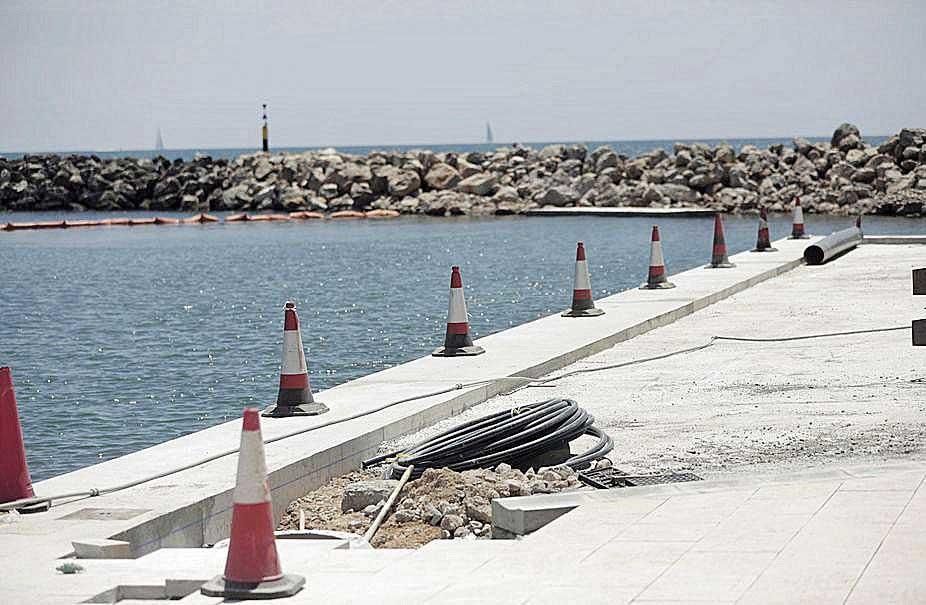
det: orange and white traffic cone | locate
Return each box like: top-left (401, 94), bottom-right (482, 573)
top-left (433, 266), bottom-right (485, 356)
top-left (751, 207), bottom-right (778, 252)
top-left (562, 242), bottom-right (604, 317)
top-left (263, 302), bottom-right (328, 418)
top-left (201, 409), bottom-right (305, 599)
top-left (705, 214), bottom-right (735, 268)
top-left (0, 368), bottom-right (49, 513)
top-left (789, 197), bottom-right (809, 239)
top-left (640, 225), bottom-right (675, 289)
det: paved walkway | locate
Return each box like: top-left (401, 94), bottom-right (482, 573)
top-left (391, 243), bottom-right (926, 479)
top-left (17, 464), bottom-right (924, 604)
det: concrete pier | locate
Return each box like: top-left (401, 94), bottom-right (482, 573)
top-left (2, 236), bottom-right (925, 603)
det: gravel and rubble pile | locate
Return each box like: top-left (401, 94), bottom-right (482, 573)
top-left (279, 462), bottom-right (593, 548)
top-left (386, 463), bottom-right (585, 540)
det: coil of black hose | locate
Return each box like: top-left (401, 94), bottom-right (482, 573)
top-left (364, 398), bottom-right (614, 480)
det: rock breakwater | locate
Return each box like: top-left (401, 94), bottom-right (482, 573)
top-left (2, 123), bottom-right (924, 217)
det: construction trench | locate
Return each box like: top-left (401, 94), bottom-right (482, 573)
top-left (2, 214), bottom-right (925, 603)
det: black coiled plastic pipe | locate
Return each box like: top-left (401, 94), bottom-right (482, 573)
top-left (364, 398), bottom-right (614, 480)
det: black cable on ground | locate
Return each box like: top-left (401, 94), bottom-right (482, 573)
top-left (367, 398), bottom-right (614, 480)
top-left (524, 326), bottom-right (909, 388)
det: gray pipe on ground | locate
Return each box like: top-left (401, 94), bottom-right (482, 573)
top-left (363, 464), bottom-right (414, 545)
top-left (803, 226), bottom-right (863, 265)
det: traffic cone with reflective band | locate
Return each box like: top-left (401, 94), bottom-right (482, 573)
top-left (0, 368), bottom-right (48, 513)
top-left (751, 207), bottom-right (778, 252)
top-left (705, 214), bottom-right (735, 268)
top-left (201, 409), bottom-right (305, 599)
top-left (789, 198), bottom-right (808, 239)
top-left (640, 225), bottom-right (675, 289)
top-left (562, 242), bottom-right (604, 317)
top-left (433, 266), bottom-right (485, 356)
top-left (263, 302), bottom-right (328, 418)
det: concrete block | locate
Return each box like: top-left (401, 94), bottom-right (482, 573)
top-left (914, 268), bottom-right (926, 295)
top-left (914, 319), bottom-right (926, 346)
top-left (72, 538), bottom-right (133, 559)
top-left (491, 493), bottom-right (585, 536)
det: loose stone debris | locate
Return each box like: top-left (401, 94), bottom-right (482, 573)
top-left (279, 462), bottom-right (593, 548)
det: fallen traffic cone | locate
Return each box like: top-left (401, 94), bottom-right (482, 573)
top-left (705, 214), bottom-right (735, 268)
top-left (751, 207), bottom-right (778, 252)
top-left (0, 367), bottom-right (49, 513)
top-left (640, 225), bottom-right (675, 289)
top-left (201, 408), bottom-right (305, 599)
top-left (562, 242), bottom-right (604, 317)
top-left (433, 266), bottom-right (485, 356)
top-left (262, 302), bottom-right (328, 418)
top-left (789, 197), bottom-right (809, 239)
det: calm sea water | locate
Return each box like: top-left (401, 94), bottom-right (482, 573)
top-left (1, 136), bottom-right (889, 162)
top-left (1, 212), bottom-right (922, 481)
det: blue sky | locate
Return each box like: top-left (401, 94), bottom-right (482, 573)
top-left (1, 0), bottom-right (923, 151)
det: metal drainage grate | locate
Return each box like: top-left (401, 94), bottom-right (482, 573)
top-left (578, 467), bottom-right (702, 490)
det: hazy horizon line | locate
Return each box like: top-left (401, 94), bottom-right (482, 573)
top-left (0, 131), bottom-right (893, 157)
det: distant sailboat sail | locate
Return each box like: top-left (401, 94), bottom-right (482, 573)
top-left (485, 122), bottom-right (493, 144)
top-left (155, 128), bottom-right (165, 151)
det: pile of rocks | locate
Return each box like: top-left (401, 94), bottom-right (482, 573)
top-left (2, 123), bottom-right (924, 217)
top-left (379, 464), bottom-right (583, 540)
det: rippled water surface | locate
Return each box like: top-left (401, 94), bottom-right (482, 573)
top-left (1, 212), bottom-right (923, 480)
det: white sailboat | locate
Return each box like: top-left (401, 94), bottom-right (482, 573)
top-left (485, 122), bottom-right (494, 144)
top-left (155, 128), bottom-right (165, 152)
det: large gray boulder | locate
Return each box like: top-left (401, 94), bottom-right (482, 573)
top-left (254, 160), bottom-right (273, 180)
top-left (791, 154), bottom-right (817, 175)
top-left (595, 151), bottom-right (620, 172)
top-left (340, 163), bottom-right (372, 183)
top-left (594, 183), bottom-right (623, 206)
top-left (349, 182), bottom-right (375, 207)
top-left (456, 158), bottom-right (481, 178)
top-left (536, 185), bottom-right (580, 206)
top-left (387, 170), bottom-right (421, 197)
top-left (424, 163), bottom-right (462, 190)
top-left (655, 183), bottom-right (701, 204)
top-left (456, 173), bottom-right (497, 196)
top-left (838, 134), bottom-right (863, 153)
top-left (221, 184), bottom-right (251, 209)
top-left (716, 187), bottom-right (758, 210)
top-left (319, 182), bottom-right (340, 200)
top-left (831, 123), bottom-right (861, 147)
top-left (539, 144), bottom-right (565, 160)
top-left (714, 144), bottom-right (735, 164)
top-left (279, 187), bottom-right (307, 210)
top-left (793, 137), bottom-right (813, 156)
